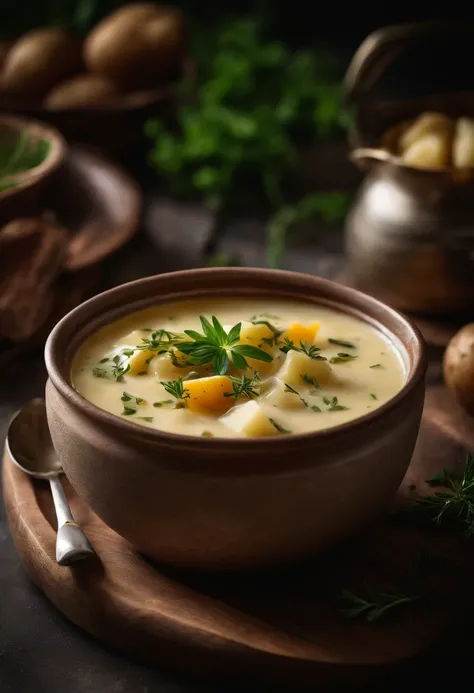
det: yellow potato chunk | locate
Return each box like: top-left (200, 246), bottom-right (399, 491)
top-left (263, 378), bottom-right (307, 410)
top-left (219, 400), bottom-right (277, 437)
top-left (453, 118), bottom-right (474, 168)
top-left (399, 112), bottom-right (453, 152)
top-left (185, 376), bottom-right (234, 414)
top-left (127, 348), bottom-right (154, 375)
top-left (239, 321), bottom-right (274, 346)
top-left (277, 349), bottom-right (332, 388)
top-left (402, 131), bottom-right (451, 169)
top-left (284, 322), bottom-right (319, 345)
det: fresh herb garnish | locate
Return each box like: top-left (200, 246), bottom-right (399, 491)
top-left (270, 418), bottom-right (292, 434)
top-left (328, 338), bottom-right (356, 349)
top-left (137, 417), bottom-right (153, 423)
top-left (408, 454), bottom-right (474, 536)
top-left (279, 338), bottom-right (326, 361)
top-left (224, 373), bottom-right (261, 400)
top-left (323, 396), bottom-right (348, 412)
top-left (120, 392), bottom-right (146, 416)
top-left (329, 352), bottom-right (358, 364)
top-left (153, 400), bottom-right (174, 407)
top-left (251, 313), bottom-right (280, 321)
top-left (93, 354), bottom-right (130, 381)
top-left (370, 364), bottom-right (382, 369)
top-left (201, 431), bottom-right (214, 437)
top-left (283, 382), bottom-right (308, 407)
top-left (250, 318), bottom-right (281, 337)
top-left (338, 588), bottom-right (418, 623)
top-left (121, 348), bottom-right (135, 357)
top-left (160, 377), bottom-right (190, 403)
top-left (175, 316), bottom-right (272, 375)
top-left (311, 405), bottom-right (322, 412)
top-left (136, 329), bottom-right (185, 355)
top-left (99, 357), bottom-right (110, 364)
top-left (370, 393), bottom-right (377, 400)
top-left (301, 373), bottom-right (319, 387)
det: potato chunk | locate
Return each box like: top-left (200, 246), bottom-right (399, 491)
top-left (402, 131), bottom-right (451, 169)
top-left (263, 378), bottom-right (307, 409)
top-left (127, 348), bottom-right (154, 375)
top-left (239, 321), bottom-right (274, 347)
top-left (185, 376), bottom-right (234, 413)
top-left (219, 400), bottom-right (277, 437)
top-left (277, 350), bottom-right (332, 387)
top-left (284, 322), bottom-right (319, 345)
top-left (399, 112), bottom-right (453, 151)
top-left (453, 118), bottom-right (474, 169)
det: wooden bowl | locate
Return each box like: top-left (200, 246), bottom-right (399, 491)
top-left (44, 269), bottom-right (426, 571)
top-left (0, 115), bottom-right (66, 224)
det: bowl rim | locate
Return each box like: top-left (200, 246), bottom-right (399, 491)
top-left (0, 114), bottom-right (66, 200)
top-left (45, 268), bottom-right (426, 454)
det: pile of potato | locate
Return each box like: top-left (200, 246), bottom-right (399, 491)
top-left (384, 112), bottom-right (474, 170)
top-left (0, 2), bottom-right (187, 109)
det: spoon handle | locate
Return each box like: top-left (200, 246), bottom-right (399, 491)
top-left (49, 477), bottom-right (95, 566)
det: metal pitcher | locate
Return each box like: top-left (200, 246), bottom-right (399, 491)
top-left (344, 21), bottom-right (474, 316)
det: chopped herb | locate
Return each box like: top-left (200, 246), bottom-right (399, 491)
top-left (311, 405), bottom-right (322, 412)
top-left (262, 335), bottom-right (280, 347)
top-left (136, 329), bottom-right (185, 359)
top-left (175, 315), bottom-right (273, 375)
top-left (120, 392), bottom-right (146, 415)
top-left (280, 338), bottom-right (326, 360)
top-left (141, 328), bottom-right (153, 331)
top-left (122, 348), bottom-right (135, 357)
top-left (153, 400), bottom-right (174, 407)
top-left (93, 354), bottom-right (130, 381)
top-left (92, 367), bottom-right (108, 379)
top-left (224, 373), bottom-right (261, 400)
top-left (338, 588), bottom-right (418, 623)
top-left (301, 373), bottom-right (319, 387)
top-left (283, 382), bottom-right (308, 407)
top-left (250, 318), bottom-right (281, 337)
top-left (251, 313), bottom-right (280, 321)
top-left (370, 393), bottom-right (377, 400)
top-left (169, 350), bottom-right (188, 368)
top-left (329, 352), bottom-right (358, 364)
top-left (270, 418), bottom-right (292, 434)
top-left (370, 364), bottom-right (382, 369)
top-left (99, 357), bottom-right (110, 364)
top-left (137, 417), bottom-right (154, 423)
top-left (160, 376), bottom-right (190, 402)
top-left (202, 431), bottom-right (214, 437)
top-left (323, 396), bottom-right (348, 412)
top-left (328, 338), bottom-right (356, 349)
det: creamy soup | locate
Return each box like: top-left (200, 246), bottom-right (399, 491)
top-left (72, 298), bottom-right (406, 438)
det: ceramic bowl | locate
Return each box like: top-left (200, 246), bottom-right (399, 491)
top-left (0, 115), bottom-right (66, 225)
top-left (45, 269), bottom-right (426, 571)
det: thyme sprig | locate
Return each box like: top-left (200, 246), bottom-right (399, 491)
top-left (283, 382), bottom-right (308, 407)
top-left (93, 354), bottom-right (130, 381)
top-left (224, 373), bottom-right (261, 400)
top-left (338, 588), bottom-right (418, 623)
top-left (279, 338), bottom-right (327, 361)
top-left (160, 377), bottom-right (190, 404)
top-left (328, 338), bottom-right (356, 349)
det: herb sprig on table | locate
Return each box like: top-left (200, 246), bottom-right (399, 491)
top-left (145, 18), bottom-right (351, 267)
top-left (338, 588), bottom-right (418, 623)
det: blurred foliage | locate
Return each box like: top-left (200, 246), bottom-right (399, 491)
top-left (0, 132), bottom-right (51, 191)
top-left (146, 18), bottom-right (351, 265)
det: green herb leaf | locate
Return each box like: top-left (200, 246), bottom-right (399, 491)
top-left (301, 373), bottom-right (319, 387)
top-left (370, 393), bottom-right (377, 400)
top-left (224, 373), bottom-right (261, 400)
top-left (328, 338), bottom-right (356, 349)
top-left (202, 431), bottom-right (214, 437)
top-left (329, 352), bottom-right (358, 364)
top-left (160, 376), bottom-right (190, 402)
top-left (279, 338), bottom-right (326, 360)
top-left (137, 417), bottom-right (153, 423)
top-left (283, 382), bottom-right (308, 407)
top-left (338, 588), bottom-right (418, 623)
top-left (270, 418), bottom-right (292, 434)
top-left (311, 405), bottom-right (322, 412)
top-left (153, 400), bottom-right (174, 407)
top-left (370, 364), bottom-right (382, 369)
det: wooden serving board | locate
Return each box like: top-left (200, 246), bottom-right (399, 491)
top-left (3, 384), bottom-right (474, 689)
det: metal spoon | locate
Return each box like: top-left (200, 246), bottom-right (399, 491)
top-left (6, 398), bottom-right (95, 566)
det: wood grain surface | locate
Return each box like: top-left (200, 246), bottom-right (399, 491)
top-left (3, 381), bottom-right (474, 689)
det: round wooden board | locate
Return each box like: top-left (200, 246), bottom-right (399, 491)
top-left (4, 385), bottom-right (474, 689)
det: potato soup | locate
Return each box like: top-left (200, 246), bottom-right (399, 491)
top-left (72, 298), bottom-right (406, 438)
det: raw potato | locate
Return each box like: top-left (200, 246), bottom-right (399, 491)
top-left (452, 118), bottom-right (474, 169)
top-left (443, 323), bottom-right (474, 415)
top-left (1, 28), bottom-right (82, 98)
top-left (277, 350), bottom-right (332, 388)
top-left (402, 131), bottom-right (451, 169)
top-left (44, 74), bottom-right (121, 109)
top-left (220, 400), bottom-right (277, 437)
top-left (399, 112), bottom-right (453, 152)
top-left (84, 3), bottom-right (187, 90)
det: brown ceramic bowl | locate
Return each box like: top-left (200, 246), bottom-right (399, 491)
top-left (45, 269), bottom-right (426, 571)
top-left (0, 115), bottom-right (66, 225)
